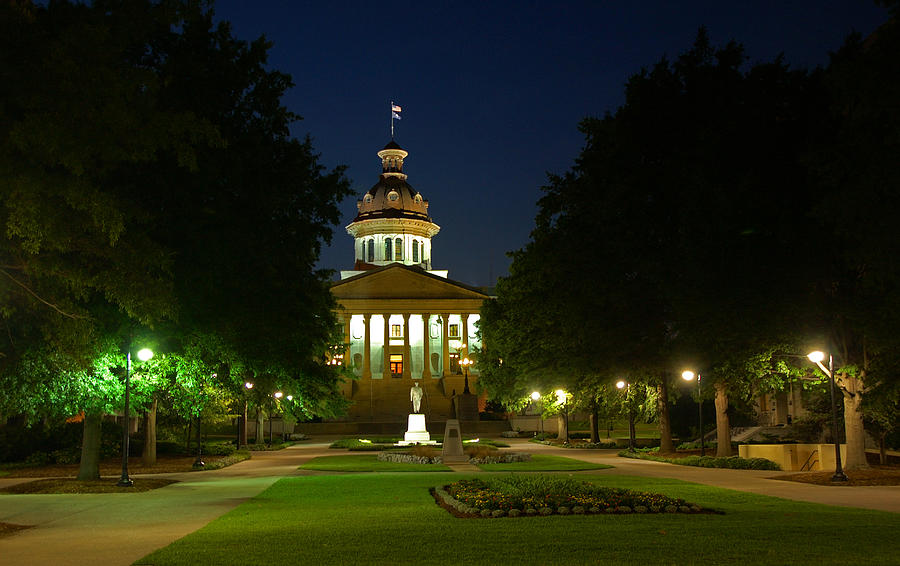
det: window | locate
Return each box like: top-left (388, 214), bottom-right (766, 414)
top-left (395, 237), bottom-right (402, 260)
top-left (412, 241), bottom-right (419, 263)
top-left (384, 238), bottom-right (392, 260)
top-left (388, 190), bottom-right (399, 201)
top-left (391, 324), bottom-right (403, 338)
top-left (448, 324), bottom-right (460, 339)
top-left (390, 354), bottom-right (403, 376)
top-left (367, 239), bottom-right (374, 262)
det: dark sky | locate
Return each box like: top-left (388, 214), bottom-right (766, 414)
top-left (212, 1), bottom-right (889, 287)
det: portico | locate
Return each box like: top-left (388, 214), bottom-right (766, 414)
top-left (332, 264), bottom-right (489, 421)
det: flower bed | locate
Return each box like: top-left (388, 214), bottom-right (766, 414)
top-left (435, 476), bottom-right (709, 517)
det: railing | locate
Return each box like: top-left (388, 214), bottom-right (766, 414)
top-left (800, 449), bottom-right (819, 472)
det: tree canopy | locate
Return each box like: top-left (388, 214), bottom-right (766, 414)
top-left (479, 16), bottom-right (900, 467)
top-left (0, 0), bottom-right (351, 424)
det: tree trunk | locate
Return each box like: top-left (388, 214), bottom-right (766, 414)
top-left (714, 381), bottom-right (732, 457)
top-left (841, 373), bottom-right (869, 470)
top-left (142, 397), bottom-right (157, 466)
top-left (556, 413), bottom-right (568, 443)
top-left (185, 419), bottom-right (192, 451)
top-left (77, 411), bottom-right (102, 481)
top-left (880, 432), bottom-right (887, 465)
top-left (255, 408), bottom-right (265, 445)
top-left (657, 378), bottom-right (674, 453)
top-left (589, 401), bottom-right (599, 443)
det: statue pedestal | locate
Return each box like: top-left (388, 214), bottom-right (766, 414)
top-left (398, 413), bottom-right (437, 445)
top-left (441, 419), bottom-right (467, 463)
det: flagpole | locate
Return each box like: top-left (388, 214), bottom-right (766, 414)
top-left (390, 101), bottom-right (394, 140)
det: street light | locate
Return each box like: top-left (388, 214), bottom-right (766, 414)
top-left (555, 389), bottom-right (569, 444)
top-left (682, 371), bottom-right (704, 457)
top-left (616, 380), bottom-right (636, 452)
top-left (118, 347), bottom-right (153, 487)
top-left (237, 382), bottom-right (253, 448)
top-left (193, 373), bottom-right (215, 470)
top-left (270, 391), bottom-right (283, 444)
top-left (530, 391), bottom-right (543, 436)
top-left (460, 357), bottom-right (472, 394)
top-left (808, 351), bottom-right (849, 482)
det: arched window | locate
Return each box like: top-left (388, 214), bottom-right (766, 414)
top-left (367, 239), bottom-right (374, 262)
top-left (384, 238), bottom-right (392, 261)
top-left (412, 240), bottom-right (419, 263)
top-left (395, 237), bottom-right (403, 260)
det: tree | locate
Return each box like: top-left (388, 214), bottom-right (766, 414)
top-left (1, 1), bottom-right (352, 469)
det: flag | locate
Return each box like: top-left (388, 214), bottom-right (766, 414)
top-left (392, 112), bottom-right (401, 120)
top-left (391, 104), bottom-right (402, 112)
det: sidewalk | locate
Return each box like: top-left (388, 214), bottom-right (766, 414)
top-left (0, 443), bottom-right (334, 566)
top-left (2, 439), bottom-right (898, 566)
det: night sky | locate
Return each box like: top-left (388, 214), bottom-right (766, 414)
top-left (212, 1), bottom-right (889, 287)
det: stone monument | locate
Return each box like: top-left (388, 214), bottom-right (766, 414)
top-left (399, 382), bottom-right (436, 445)
top-left (441, 419), bottom-right (467, 463)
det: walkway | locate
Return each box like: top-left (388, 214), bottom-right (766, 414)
top-left (1, 438), bottom-right (898, 566)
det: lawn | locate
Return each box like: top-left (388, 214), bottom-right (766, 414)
top-left (299, 454), bottom-right (452, 472)
top-left (136, 473), bottom-right (900, 566)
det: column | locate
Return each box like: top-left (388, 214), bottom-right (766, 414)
top-left (383, 313), bottom-right (391, 376)
top-left (441, 313), bottom-right (450, 377)
top-left (402, 313), bottom-right (411, 378)
top-left (422, 313), bottom-right (431, 378)
top-left (460, 313), bottom-right (470, 358)
top-left (343, 316), bottom-right (351, 366)
top-left (362, 313), bottom-right (371, 379)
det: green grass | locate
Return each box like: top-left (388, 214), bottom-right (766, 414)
top-left (476, 454), bottom-right (612, 472)
top-left (136, 473), bottom-right (900, 566)
top-left (299, 454), bottom-right (452, 472)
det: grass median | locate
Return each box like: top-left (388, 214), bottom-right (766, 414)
top-left (136, 473), bottom-right (900, 566)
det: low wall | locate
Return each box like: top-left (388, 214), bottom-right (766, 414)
top-left (739, 443), bottom-right (847, 471)
top-left (294, 420), bottom-right (510, 436)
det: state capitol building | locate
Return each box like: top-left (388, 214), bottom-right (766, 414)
top-left (330, 141), bottom-right (491, 425)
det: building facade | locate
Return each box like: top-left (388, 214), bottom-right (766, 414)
top-left (331, 141), bottom-right (490, 422)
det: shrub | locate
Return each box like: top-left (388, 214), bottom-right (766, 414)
top-left (619, 450), bottom-right (780, 470)
top-left (202, 442), bottom-right (236, 456)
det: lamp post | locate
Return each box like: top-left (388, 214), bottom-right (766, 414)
top-left (272, 391), bottom-right (283, 444)
top-left (118, 347), bottom-right (153, 487)
top-left (555, 389), bottom-right (569, 444)
top-left (530, 391), bottom-right (543, 436)
top-left (194, 374), bottom-right (214, 470)
top-left (460, 357), bottom-right (472, 394)
top-left (616, 380), bottom-right (636, 452)
top-left (808, 351), bottom-right (848, 482)
top-left (238, 382), bottom-right (253, 448)
top-left (682, 371), bottom-right (704, 456)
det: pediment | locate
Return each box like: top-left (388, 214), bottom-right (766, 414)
top-left (331, 265), bottom-right (489, 300)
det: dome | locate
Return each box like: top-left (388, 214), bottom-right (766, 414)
top-left (353, 176), bottom-right (430, 222)
top-left (350, 141), bottom-right (432, 223)
top-left (346, 141), bottom-right (440, 271)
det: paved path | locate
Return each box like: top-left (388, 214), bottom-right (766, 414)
top-left (1, 438), bottom-right (899, 566)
